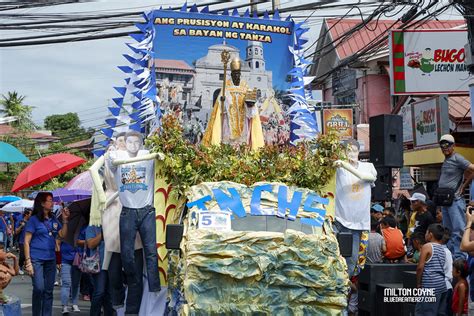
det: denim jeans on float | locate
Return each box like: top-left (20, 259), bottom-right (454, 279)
top-left (31, 259), bottom-right (56, 316)
top-left (120, 205), bottom-right (160, 314)
top-left (332, 220), bottom-right (362, 278)
top-left (60, 263), bottom-right (81, 306)
top-left (90, 270), bottom-right (114, 316)
top-left (108, 250), bottom-right (144, 309)
top-left (442, 197), bottom-right (467, 260)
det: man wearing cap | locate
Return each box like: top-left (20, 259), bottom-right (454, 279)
top-left (409, 193), bottom-right (434, 237)
top-left (438, 134), bottom-right (474, 259)
top-left (371, 204), bottom-right (384, 220)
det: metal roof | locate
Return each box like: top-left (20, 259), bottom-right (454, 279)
top-left (325, 19), bottom-right (467, 60)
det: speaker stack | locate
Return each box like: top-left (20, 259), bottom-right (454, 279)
top-left (369, 115), bottom-right (403, 202)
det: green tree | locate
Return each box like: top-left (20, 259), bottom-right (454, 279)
top-left (0, 91), bottom-right (36, 131)
top-left (44, 112), bottom-right (92, 144)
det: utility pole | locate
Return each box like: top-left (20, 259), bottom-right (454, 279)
top-left (250, 0), bottom-right (257, 15)
top-left (453, 0), bottom-right (474, 128)
top-left (272, 0), bottom-right (280, 11)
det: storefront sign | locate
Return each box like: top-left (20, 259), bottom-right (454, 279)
top-left (399, 167), bottom-right (414, 190)
top-left (389, 30), bottom-right (469, 95)
top-left (332, 69), bottom-right (357, 96)
top-left (411, 96), bottom-right (449, 147)
top-left (470, 84), bottom-right (474, 128)
top-left (400, 103), bottom-right (413, 143)
top-left (322, 108), bottom-right (353, 139)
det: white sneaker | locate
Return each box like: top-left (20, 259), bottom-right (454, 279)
top-left (62, 305), bottom-right (70, 314)
top-left (54, 281), bottom-right (59, 286)
top-left (18, 269), bottom-right (24, 275)
top-left (72, 305), bottom-right (80, 312)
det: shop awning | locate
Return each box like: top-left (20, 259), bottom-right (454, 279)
top-left (404, 145), bottom-right (474, 166)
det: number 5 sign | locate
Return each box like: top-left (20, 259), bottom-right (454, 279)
top-left (198, 212), bottom-right (232, 231)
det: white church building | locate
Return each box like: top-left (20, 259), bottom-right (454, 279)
top-left (154, 41), bottom-right (273, 123)
top-left (191, 41), bottom-right (273, 122)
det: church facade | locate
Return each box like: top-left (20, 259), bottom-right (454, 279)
top-left (192, 41), bottom-right (273, 122)
top-left (154, 41), bottom-right (273, 123)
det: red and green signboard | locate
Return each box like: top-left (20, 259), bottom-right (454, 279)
top-left (389, 30), bottom-right (469, 95)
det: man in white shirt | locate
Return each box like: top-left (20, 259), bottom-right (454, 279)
top-left (333, 139), bottom-right (377, 277)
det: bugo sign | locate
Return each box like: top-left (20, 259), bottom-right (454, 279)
top-left (390, 30), bottom-right (469, 95)
top-left (411, 96), bottom-right (449, 147)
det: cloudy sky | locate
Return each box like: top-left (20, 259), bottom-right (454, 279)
top-left (0, 0), bottom-right (463, 132)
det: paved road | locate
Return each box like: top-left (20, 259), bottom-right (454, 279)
top-left (7, 274), bottom-right (91, 316)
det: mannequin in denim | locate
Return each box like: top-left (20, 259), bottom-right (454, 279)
top-left (106, 131), bottom-right (164, 315)
top-left (89, 140), bottom-right (144, 312)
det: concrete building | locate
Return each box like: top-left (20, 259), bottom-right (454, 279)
top-left (309, 18), bottom-right (473, 202)
top-left (154, 59), bottom-right (195, 109)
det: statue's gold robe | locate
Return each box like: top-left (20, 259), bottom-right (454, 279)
top-left (202, 80), bottom-right (264, 150)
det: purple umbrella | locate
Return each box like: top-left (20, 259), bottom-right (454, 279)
top-left (52, 188), bottom-right (92, 202)
top-left (65, 171), bottom-right (93, 191)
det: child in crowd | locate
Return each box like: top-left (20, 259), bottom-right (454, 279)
top-left (382, 207), bottom-right (396, 218)
top-left (408, 232), bottom-right (425, 263)
top-left (416, 224), bottom-right (449, 315)
top-left (452, 259), bottom-right (468, 316)
top-left (436, 207), bottom-right (443, 224)
top-left (442, 229), bottom-right (453, 316)
top-left (367, 219), bottom-right (385, 264)
top-left (0, 244), bottom-right (18, 303)
top-left (380, 216), bottom-right (407, 263)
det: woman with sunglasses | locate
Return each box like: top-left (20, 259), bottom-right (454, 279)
top-left (23, 192), bottom-right (70, 316)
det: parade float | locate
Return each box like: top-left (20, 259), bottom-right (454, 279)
top-left (94, 4), bottom-right (350, 315)
top-left (149, 115), bottom-right (348, 315)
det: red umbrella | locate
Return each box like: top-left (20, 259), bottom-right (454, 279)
top-left (11, 153), bottom-right (86, 192)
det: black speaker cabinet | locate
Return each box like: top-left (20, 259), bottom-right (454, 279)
top-left (372, 167), bottom-right (392, 202)
top-left (369, 114), bottom-right (403, 167)
top-left (358, 263), bottom-right (416, 315)
top-left (376, 283), bottom-right (404, 316)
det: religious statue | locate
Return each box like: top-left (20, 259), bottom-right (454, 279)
top-left (159, 78), bottom-right (170, 104)
top-left (202, 54), bottom-right (264, 150)
top-left (0, 251), bottom-right (18, 303)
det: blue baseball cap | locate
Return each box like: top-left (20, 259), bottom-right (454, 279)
top-left (371, 204), bottom-right (384, 213)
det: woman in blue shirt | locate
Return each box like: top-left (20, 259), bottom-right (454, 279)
top-left (24, 192), bottom-right (69, 316)
top-left (59, 238), bottom-right (81, 313)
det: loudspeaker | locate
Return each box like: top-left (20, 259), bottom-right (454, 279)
top-left (372, 167), bottom-right (392, 202)
top-left (369, 114), bottom-right (403, 167)
top-left (358, 263), bottom-right (416, 315)
top-left (165, 224), bottom-right (184, 250)
top-left (336, 232), bottom-right (353, 257)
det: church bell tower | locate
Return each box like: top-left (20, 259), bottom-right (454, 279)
top-left (245, 41), bottom-right (265, 72)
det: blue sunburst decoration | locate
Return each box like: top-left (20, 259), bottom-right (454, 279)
top-left (95, 3), bottom-right (318, 157)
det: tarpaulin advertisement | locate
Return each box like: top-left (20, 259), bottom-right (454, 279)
top-left (389, 30), bottom-right (469, 95)
top-left (150, 8), bottom-right (299, 287)
top-left (152, 10), bottom-right (294, 144)
top-left (322, 108), bottom-right (353, 139)
top-left (411, 96), bottom-right (449, 147)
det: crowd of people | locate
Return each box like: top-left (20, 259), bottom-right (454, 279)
top-left (335, 134), bottom-right (474, 316)
top-left (365, 195), bottom-right (474, 316)
top-left (0, 192), bottom-right (112, 315)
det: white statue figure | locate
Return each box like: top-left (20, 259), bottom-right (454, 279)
top-left (333, 139), bottom-right (377, 278)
